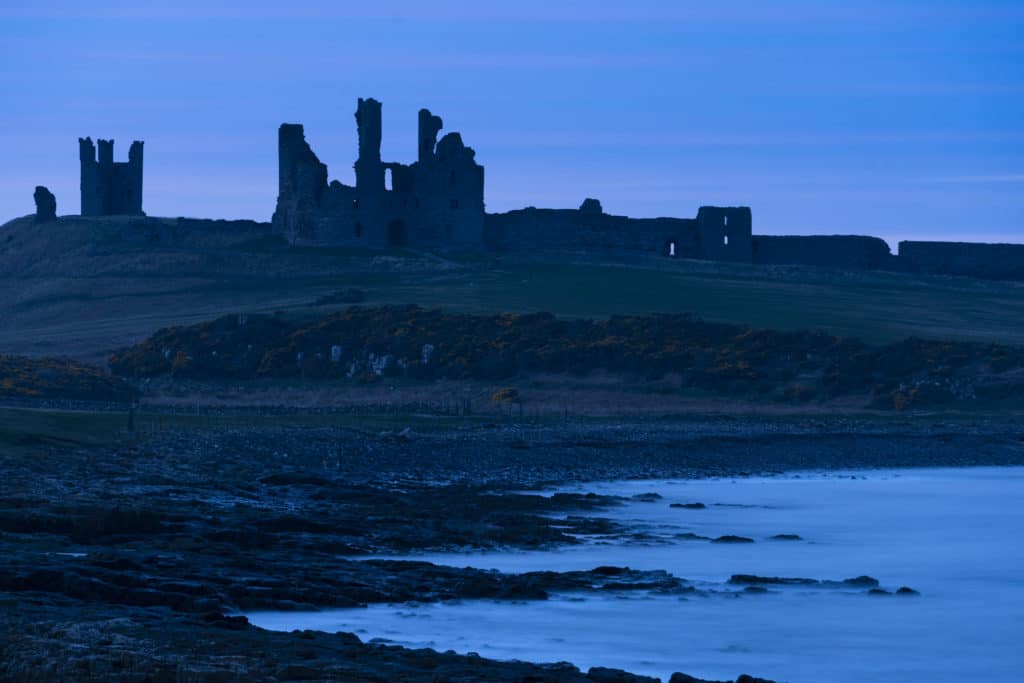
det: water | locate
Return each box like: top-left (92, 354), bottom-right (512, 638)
top-left (248, 467), bottom-right (1024, 682)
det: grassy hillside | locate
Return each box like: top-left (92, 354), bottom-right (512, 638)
top-left (2, 214), bottom-right (1024, 363)
top-left (370, 256), bottom-right (1024, 346)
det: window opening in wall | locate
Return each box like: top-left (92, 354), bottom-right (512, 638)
top-left (724, 216), bottom-right (728, 226)
top-left (385, 168), bottom-right (393, 191)
top-left (723, 235), bottom-right (729, 246)
top-left (352, 198), bottom-right (359, 209)
top-left (668, 241), bottom-right (676, 257)
top-left (354, 222), bottom-right (362, 238)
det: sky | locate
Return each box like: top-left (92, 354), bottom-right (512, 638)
top-left (1, 0), bottom-right (1022, 247)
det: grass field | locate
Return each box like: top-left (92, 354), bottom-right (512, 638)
top-left (372, 254), bottom-right (1024, 346)
top-left (2, 222), bottom-right (1023, 364)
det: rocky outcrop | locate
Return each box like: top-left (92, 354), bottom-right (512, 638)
top-left (33, 185), bottom-right (56, 223)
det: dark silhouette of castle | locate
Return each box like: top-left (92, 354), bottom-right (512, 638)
top-left (79, 137), bottom-right (144, 216)
top-left (273, 98), bottom-right (483, 249)
top-left (54, 100), bottom-right (1021, 281)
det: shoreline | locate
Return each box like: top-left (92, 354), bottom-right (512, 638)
top-left (2, 411), bottom-right (1022, 681)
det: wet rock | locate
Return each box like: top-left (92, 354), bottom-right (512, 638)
top-left (896, 586), bottom-right (920, 596)
top-left (669, 674), bottom-right (728, 683)
top-left (712, 535), bottom-right (755, 544)
top-left (669, 502), bottom-right (706, 509)
top-left (842, 575), bottom-right (880, 588)
top-left (33, 186), bottom-right (56, 223)
top-left (631, 493), bottom-right (662, 502)
top-left (729, 575), bottom-right (817, 586)
top-left (769, 533), bottom-right (802, 541)
top-left (669, 674), bottom-right (775, 683)
top-left (867, 588), bottom-right (892, 596)
top-left (587, 666), bottom-right (659, 682)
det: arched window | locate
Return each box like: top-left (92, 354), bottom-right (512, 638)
top-left (354, 222), bottom-right (363, 238)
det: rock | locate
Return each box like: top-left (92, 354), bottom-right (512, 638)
top-left (579, 197), bottom-right (603, 214)
top-left (631, 492), bottom-right (662, 502)
top-left (896, 586), bottom-right (920, 596)
top-left (769, 533), bottom-right (802, 540)
top-left (842, 575), bottom-right (880, 587)
top-left (587, 666), bottom-right (659, 682)
top-left (868, 588), bottom-right (891, 596)
top-left (33, 186), bottom-right (57, 223)
top-left (669, 502), bottom-right (706, 509)
top-left (275, 665), bottom-right (321, 680)
top-left (711, 535), bottom-right (755, 544)
top-left (729, 575), bottom-right (817, 586)
top-left (591, 566), bottom-right (627, 576)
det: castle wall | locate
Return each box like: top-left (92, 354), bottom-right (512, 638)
top-left (485, 207), bottom-right (700, 255)
top-left (753, 235), bottom-right (892, 270)
top-left (696, 206), bottom-right (753, 262)
top-left (897, 241), bottom-right (1024, 280)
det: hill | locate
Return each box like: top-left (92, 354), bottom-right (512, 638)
top-left (3, 213), bottom-right (1024, 368)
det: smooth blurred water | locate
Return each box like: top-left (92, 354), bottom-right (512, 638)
top-left (248, 467), bottom-right (1024, 683)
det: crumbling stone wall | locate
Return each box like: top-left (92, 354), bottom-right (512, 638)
top-left (486, 202), bottom-right (753, 260)
top-left (753, 235), bottom-right (892, 270)
top-left (272, 98), bottom-right (484, 250)
top-left (897, 241), bottom-right (1024, 280)
top-left (485, 205), bottom-right (700, 255)
top-left (79, 137), bottom-right (144, 216)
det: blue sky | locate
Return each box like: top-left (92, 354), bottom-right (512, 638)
top-left (2, 0), bottom-right (1021, 246)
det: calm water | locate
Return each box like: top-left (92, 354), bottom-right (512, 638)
top-left (248, 467), bottom-right (1024, 682)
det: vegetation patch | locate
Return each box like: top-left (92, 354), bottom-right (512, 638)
top-left (108, 306), bottom-right (1024, 410)
top-left (0, 355), bottom-right (139, 402)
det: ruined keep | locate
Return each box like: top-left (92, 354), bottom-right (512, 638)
top-left (273, 98), bottom-right (484, 249)
top-left (78, 137), bottom-right (144, 216)
top-left (79, 137), bottom-right (144, 216)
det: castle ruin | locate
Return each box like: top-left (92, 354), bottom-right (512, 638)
top-left (79, 137), bottom-right (144, 216)
top-left (56, 98), bottom-right (1022, 281)
top-left (273, 98), bottom-right (484, 249)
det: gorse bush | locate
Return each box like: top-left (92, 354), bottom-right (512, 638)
top-left (0, 355), bottom-right (138, 402)
top-left (108, 305), bottom-right (1024, 410)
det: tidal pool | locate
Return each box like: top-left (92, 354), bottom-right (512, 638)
top-left (248, 467), bottom-right (1024, 682)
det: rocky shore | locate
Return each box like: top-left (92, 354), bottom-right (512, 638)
top-left (3, 411), bottom-right (1023, 681)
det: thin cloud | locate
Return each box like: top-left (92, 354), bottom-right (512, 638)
top-left (919, 174), bottom-right (1024, 184)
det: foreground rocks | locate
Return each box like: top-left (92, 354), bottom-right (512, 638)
top-left (3, 412), bottom-right (1020, 681)
top-left (0, 602), bottom-right (771, 682)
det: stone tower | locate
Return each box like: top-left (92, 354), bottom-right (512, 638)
top-left (79, 137), bottom-right (144, 216)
